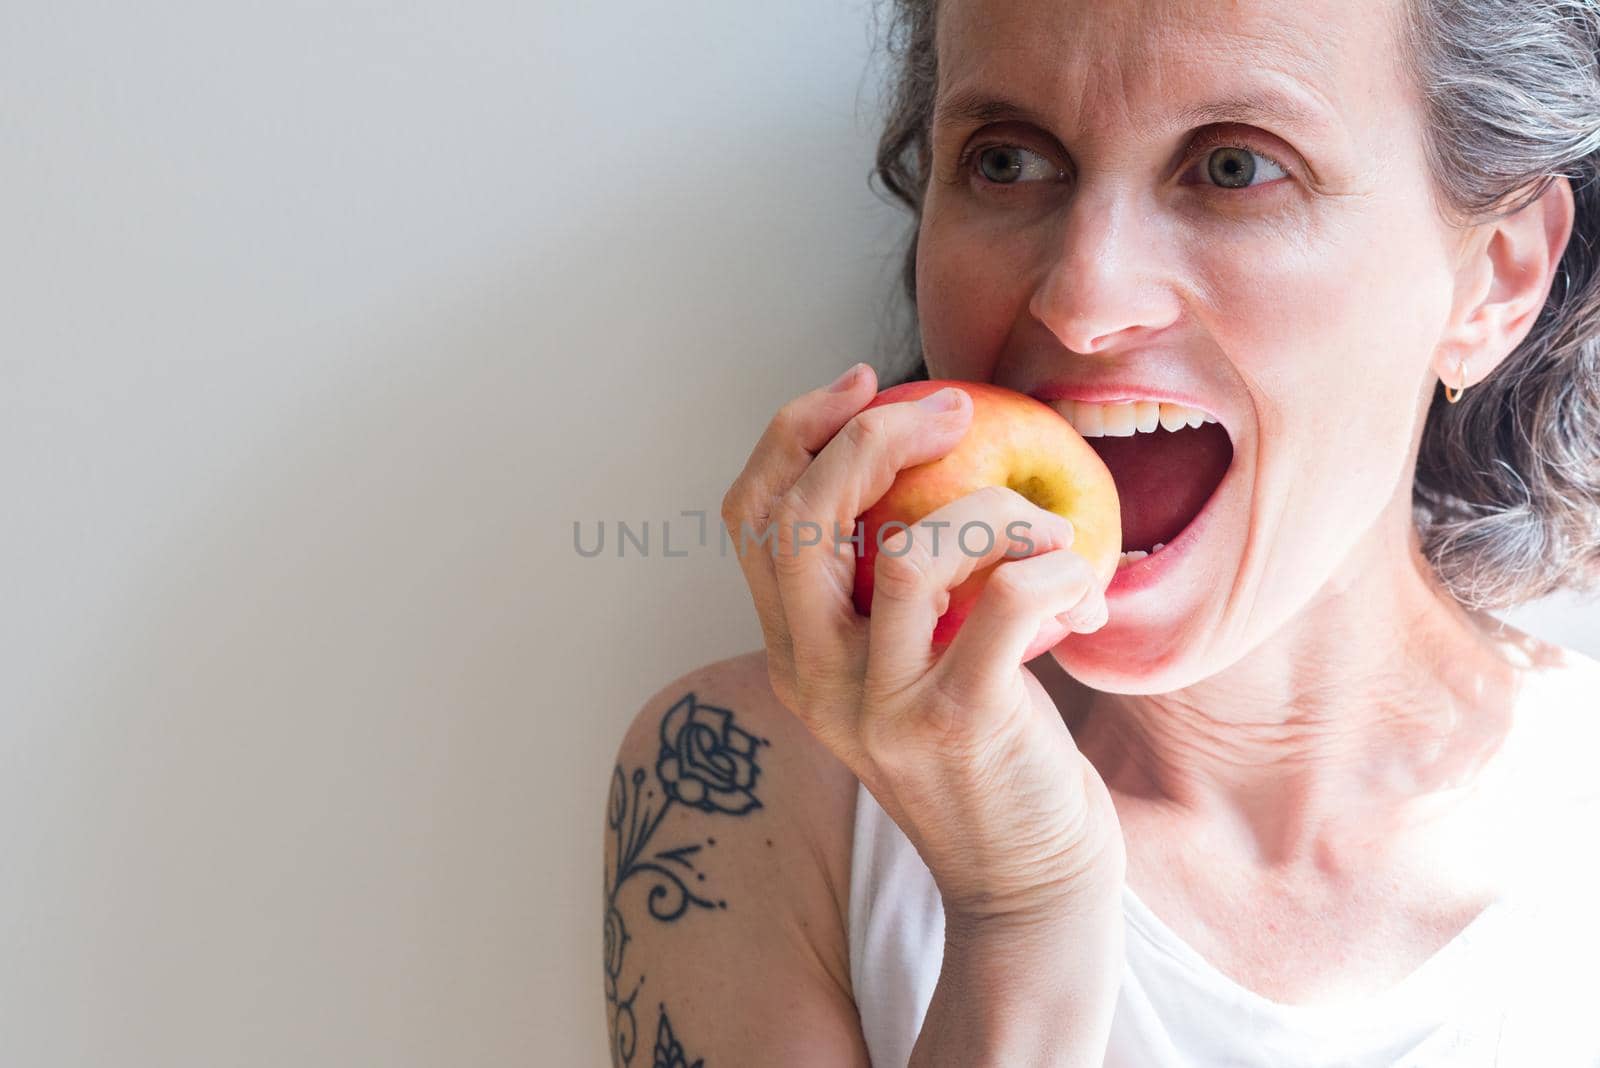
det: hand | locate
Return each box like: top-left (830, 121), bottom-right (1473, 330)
top-left (720, 363), bottom-right (1127, 927)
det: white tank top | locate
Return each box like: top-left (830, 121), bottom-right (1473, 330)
top-left (847, 778), bottom-right (1599, 1067)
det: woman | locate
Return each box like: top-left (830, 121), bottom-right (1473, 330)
top-left (602, 0), bottom-right (1600, 1063)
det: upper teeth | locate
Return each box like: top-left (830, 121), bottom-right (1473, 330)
top-left (1057, 400), bottom-right (1217, 438)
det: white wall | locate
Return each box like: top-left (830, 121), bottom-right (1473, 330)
top-left (1, 2), bottom-right (1592, 1066)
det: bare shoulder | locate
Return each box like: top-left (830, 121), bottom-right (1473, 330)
top-left (1536, 641), bottom-right (1600, 803)
top-left (1514, 634), bottom-right (1600, 764)
top-left (1486, 635), bottom-right (1600, 904)
top-left (612, 648), bottom-right (863, 895)
top-left (1491, 629), bottom-right (1600, 821)
top-left (601, 650), bottom-right (868, 1065)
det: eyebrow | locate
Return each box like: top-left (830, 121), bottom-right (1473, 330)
top-left (931, 86), bottom-right (1332, 136)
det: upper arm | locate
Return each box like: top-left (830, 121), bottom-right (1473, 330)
top-left (600, 651), bottom-right (870, 1067)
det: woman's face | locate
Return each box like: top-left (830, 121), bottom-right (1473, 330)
top-left (917, 0), bottom-right (1469, 689)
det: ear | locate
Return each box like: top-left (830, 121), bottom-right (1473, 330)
top-left (1436, 174), bottom-right (1575, 389)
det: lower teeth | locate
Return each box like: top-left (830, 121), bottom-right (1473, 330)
top-left (1117, 541), bottom-right (1167, 564)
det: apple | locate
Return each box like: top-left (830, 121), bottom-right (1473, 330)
top-left (851, 379), bottom-right (1122, 660)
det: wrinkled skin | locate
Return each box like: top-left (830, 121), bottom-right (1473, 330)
top-left (915, 0), bottom-right (1578, 1002)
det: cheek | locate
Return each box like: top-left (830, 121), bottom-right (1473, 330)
top-left (1199, 205), bottom-right (1458, 582)
top-left (1194, 204), bottom-right (1453, 454)
top-left (915, 210), bottom-right (1032, 380)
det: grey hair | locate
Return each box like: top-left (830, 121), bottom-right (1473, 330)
top-left (867, 0), bottom-right (1600, 610)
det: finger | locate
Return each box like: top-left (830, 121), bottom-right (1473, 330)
top-left (771, 386), bottom-right (974, 677)
top-left (937, 547), bottom-right (1105, 701)
top-left (720, 362), bottom-right (881, 679)
top-left (862, 484), bottom-right (1076, 698)
top-left (731, 362), bottom-right (882, 523)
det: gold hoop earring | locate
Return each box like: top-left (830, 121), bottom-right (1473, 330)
top-left (1444, 361), bottom-right (1468, 404)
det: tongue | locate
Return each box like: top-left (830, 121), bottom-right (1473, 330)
top-left (1086, 422), bottom-right (1232, 552)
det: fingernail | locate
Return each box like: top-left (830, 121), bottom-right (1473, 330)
top-left (826, 362), bottom-right (866, 393)
top-left (1052, 516), bottom-right (1075, 543)
top-left (916, 387), bottom-right (964, 412)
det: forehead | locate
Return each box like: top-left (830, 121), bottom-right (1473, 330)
top-left (934, 0), bottom-right (1405, 144)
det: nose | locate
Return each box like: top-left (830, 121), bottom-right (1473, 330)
top-left (1027, 189), bottom-right (1181, 354)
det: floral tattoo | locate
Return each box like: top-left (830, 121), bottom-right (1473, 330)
top-left (603, 692), bottom-right (769, 1066)
top-left (652, 1003), bottom-right (704, 1068)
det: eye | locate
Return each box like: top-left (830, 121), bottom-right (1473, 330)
top-left (969, 144), bottom-right (1061, 186)
top-left (1191, 142), bottom-right (1289, 190)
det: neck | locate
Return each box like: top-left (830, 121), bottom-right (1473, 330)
top-left (1060, 513), bottom-right (1529, 872)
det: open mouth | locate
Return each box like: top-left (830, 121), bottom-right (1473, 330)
top-left (1056, 400), bottom-right (1235, 567)
top-left (1097, 420), bottom-right (1233, 567)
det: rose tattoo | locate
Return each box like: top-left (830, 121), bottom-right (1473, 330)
top-left (603, 693), bottom-right (769, 1066)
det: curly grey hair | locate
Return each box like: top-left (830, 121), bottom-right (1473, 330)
top-left (867, 0), bottom-right (1600, 611)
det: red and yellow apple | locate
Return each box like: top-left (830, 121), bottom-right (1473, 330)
top-left (851, 379), bottom-right (1121, 658)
